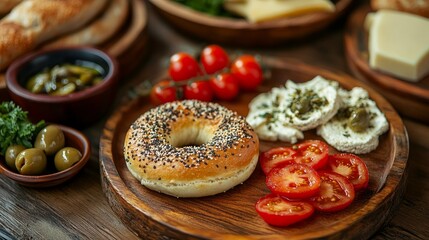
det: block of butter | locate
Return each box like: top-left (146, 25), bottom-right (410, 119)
top-left (365, 10), bottom-right (429, 82)
top-left (224, 0), bottom-right (335, 23)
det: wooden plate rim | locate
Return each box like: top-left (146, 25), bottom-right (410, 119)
top-left (344, 4), bottom-right (429, 104)
top-left (99, 57), bottom-right (409, 238)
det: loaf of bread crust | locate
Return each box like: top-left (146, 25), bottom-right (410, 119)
top-left (0, 0), bottom-right (107, 71)
top-left (45, 0), bottom-right (129, 48)
top-left (371, 0), bottom-right (429, 17)
top-left (0, 0), bottom-right (22, 15)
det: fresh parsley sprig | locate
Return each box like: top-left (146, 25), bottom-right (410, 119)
top-left (0, 101), bottom-right (45, 155)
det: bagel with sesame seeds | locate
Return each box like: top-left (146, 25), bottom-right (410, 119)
top-left (123, 100), bottom-right (259, 198)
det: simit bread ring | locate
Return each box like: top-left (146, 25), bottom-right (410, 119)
top-left (124, 100), bottom-right (259, 198)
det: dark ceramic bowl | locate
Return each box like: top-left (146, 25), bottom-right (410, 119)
top-left (6, 46), bottom-right (119, 127)
top-left (0, 124), bottom-right (91, 187)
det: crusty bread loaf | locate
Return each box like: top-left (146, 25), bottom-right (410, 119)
top-left (0, 0), bottom-right (22, 15)
top-left (371, 0), bottom-right (429, 17)
top-left (0, 0), bottom-right (107, 71)
top-left (44, 0), bottom-right (129, 48)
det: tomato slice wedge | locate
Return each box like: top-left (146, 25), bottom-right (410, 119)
top-left (255, 194), bottom-right (315, 227)
top-left (266, 163), bottom-right (321, 199)
top-left (260, 147), bottom-right (297, 175)
top-left (293, 140), bottom-right (329, 170)
top-left (310, 171), bottom-right (355, 212)
top-left (327, 153), bottom-right (370, 190)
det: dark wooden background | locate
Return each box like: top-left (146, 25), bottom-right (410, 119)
top-left (0, 1), bottom-right (428, 239)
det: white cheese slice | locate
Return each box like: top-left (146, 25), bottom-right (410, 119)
top-left (366, 10), bottom-right (429, 82)
top-left (317, 88), bottom-right (389, 154)
top-left (224, 0), bottom-right (335, 23)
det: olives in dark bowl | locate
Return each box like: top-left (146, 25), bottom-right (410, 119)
top-left (6, 46), bottom-right (119, 127)
top-left (0, 124), bottom-right (91, 187)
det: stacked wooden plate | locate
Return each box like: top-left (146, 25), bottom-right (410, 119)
top-left (0, 0), bottom-right (148, 101)
top-left (99, 57), bottom-right (409, 239)
top-left (345, 4), bottom-right (429, 123)
top-left (149, 0), bottom-right (354, 47)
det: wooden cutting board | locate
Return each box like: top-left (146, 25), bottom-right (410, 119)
top-left (99, 57), bottom-right (408, 239)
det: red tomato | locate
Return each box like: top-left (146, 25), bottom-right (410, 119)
top-left (266, 163), bottom-right (321, 199)
top-left (310, 171), bottom-right (355, 212)
top-left (231, 55), bottom-right (263, 90)
top-left (255, 194), bottom-right (315, 227)
top-left (168, 52), bottom-right (201, 82)
top-left (184, 81), bottom-right (213, 102)
top-left (293, 140), bottom-right (329, 170)
top-left (150, 80), bottom-right (178, 105)
top-left (201, 45), bottom-right (229, 74)
top-left (327, 153), bottom-right (369, 190)
top-left (260, 147), bottom-right (297, 175)
top-left (209, 73), bottom-right (239, 101)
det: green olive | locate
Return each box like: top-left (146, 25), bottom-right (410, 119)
top-left (34, 125), bottom-right (65, 156)
top-left (348, 108), bottom-right (370, 133)
top-left (54, 147), bottom-right (82, 172)
top-left (15, 148), bottom-right (47, 175)
top-left (5, 145), bottom-right (26, 171)
top-left (291, 96), bottom-right (311, 115)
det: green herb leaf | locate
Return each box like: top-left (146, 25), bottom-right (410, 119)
top-left (174, 0), bottom-right (234, 16)
top-left (0, 101), bottom-right (45, 155)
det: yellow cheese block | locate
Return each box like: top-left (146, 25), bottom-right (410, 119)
top-left (224, 0), bottom-right (335, 23)
top-left (366, 10), bottom-right (429, 82)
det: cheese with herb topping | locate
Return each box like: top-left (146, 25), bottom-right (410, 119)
top-left (246, 76), bottom-right (340, 143)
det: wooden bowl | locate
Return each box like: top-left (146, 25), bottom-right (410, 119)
top-left (6, 46), bottom-right (119, 127)
top-left (149, 0), bottom-right (353, 47)
top-left (344, 4), bottom-right (429, 123)
top-left (0, 124), bottom-right (91, 188)
top-left (99, 57), bottom-right (409, 239)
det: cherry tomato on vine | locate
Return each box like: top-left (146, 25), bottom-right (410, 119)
top-left (326, 153), bottom-right (369, 190)
top-left (201, 45), bottom-right (230, 74)
top-left (209, 73), bottom-right (239, 101)
top-left (310, 171), bottom-right (355, 212)
top-left (259, 147), bottom-right (297, 175)
top-left (168, 52), bottom-right (201, 82)
top-left (255, 194), bottom-right (315, 227)
top-left (266, 163), bottom-right (321, 199)
top-left (150, 80), bottom-right (178, 105)
top-left (293, 140), bottom-right (329, 170)
top-left (184, 81), bottom-right (213, 102)
top-left (231, 55), bottom-right (263, 90)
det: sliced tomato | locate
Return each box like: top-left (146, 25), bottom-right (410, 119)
top-left (293, 140), bottom-right (329, 170)
top-left (327, 153), bottom-right (369, 190)
top-left (255, 194), bottom-right (315, 227)
top-left (310, 171), bottom-right (355, 212)
top-left (260, 147), bottom-right (297, 175)
top-left (266, 163), bottom-right (321, 199)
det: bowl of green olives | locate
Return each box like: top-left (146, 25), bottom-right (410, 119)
top-left (0, 124), bottom-right (91, 187)
top-left (6, 46), bottom-right (118, 126)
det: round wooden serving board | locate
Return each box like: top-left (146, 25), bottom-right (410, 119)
top-left (99, 57), bottom-right (409, 239)
top-left (0, 0), bottom-right (148, 101)
top-left (149, 0), bottom-right (353, 47)
top-left (344, 4), bottom-right (429, 123)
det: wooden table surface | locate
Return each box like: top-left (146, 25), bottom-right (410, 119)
top-left (1, 1), bottom-right (429, 239)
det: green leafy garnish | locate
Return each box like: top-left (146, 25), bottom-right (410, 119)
top-left (174, 0), bottom-right (234, 16)
top-left (0, 102), bottom-right (45, 155)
